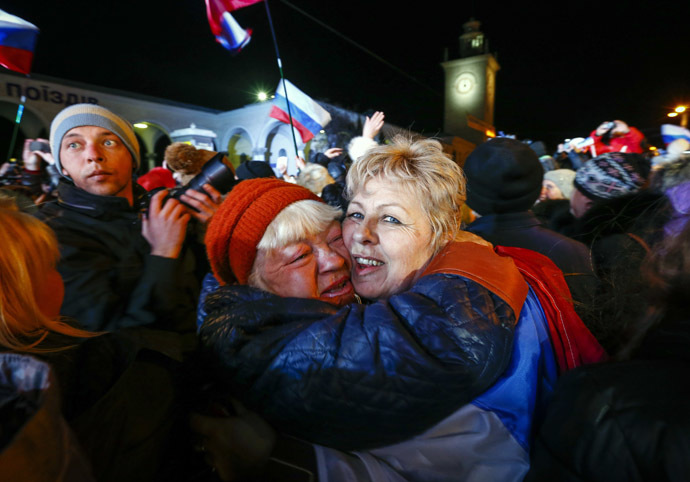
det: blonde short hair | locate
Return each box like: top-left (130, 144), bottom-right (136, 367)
top-left (345, 135), bottom-right (467, 253)
top-left (0, 196), bottom-right (97, 352)
top-left (248, 200), bottom-right (342, 286)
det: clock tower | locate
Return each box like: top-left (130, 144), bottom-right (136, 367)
top-left (441, 19), bottom-right (500, 146)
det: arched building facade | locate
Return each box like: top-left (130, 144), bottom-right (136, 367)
top-left (0, 71), bottom-right (370, 176)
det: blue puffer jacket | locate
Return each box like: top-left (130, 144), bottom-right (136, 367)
top-left (199, 268), bottom-right (520, 450)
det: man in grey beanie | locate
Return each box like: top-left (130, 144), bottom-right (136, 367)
top-left (36, 103), bottom-right (222, 334)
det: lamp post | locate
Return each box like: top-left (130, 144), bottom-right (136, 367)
top-left (668, 105), bottom-right (688, 128)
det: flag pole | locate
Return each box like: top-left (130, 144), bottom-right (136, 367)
top-left (7, 91), bottom-right (26, 163)
top-left (263, 0), bottom-right (301, 167)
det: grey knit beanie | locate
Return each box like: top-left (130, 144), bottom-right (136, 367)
top-left (543, 169), bottom-right (576, 200)
top-left (50, 103), bottom-right (140, 179)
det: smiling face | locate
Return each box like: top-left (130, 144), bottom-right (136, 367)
top-left (343, 177), bottom-right (436, 301)
top-left (252, 220), bottom-right (355, 306)
top-left (59, 126), bottom-right (134, 205)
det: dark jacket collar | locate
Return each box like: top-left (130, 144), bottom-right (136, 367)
top-left (55, 179), bottom-right (144, 219)
top-left (468, 211), bottom-right (543, 232)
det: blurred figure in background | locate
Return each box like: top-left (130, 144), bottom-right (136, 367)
top-left (539, 168), bottom-right (576, 202)
top-left (463, 138), bottom-right (597, 325)
top-left (527, 219), bottom-right (690, 481)
top-left (588, 119), bottom-right (646, 156)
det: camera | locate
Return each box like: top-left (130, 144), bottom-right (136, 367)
top-left (29, 140), bottom-right (51, 153)
top-left (141, 152), bottom-right (237, 213)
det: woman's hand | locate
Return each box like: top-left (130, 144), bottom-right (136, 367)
top-left (362, 111), bottom-right (385, 139)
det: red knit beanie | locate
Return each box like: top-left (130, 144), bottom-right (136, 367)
top-left (205, 178), bottom-right (321, 285)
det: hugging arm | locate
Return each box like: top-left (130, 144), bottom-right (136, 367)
top-left (199, 272), bottom-right (517, 450)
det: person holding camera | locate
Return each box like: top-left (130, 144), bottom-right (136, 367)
top-left (0, 138), bottom-right (56, 203)
top-left (36, 103), bottom-right (222, 335)
top-left (588, 119), bottom-right (646, 156)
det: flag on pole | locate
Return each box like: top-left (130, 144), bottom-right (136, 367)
top-left (269, 79), bottom-right (332, 143)
top-left (661, 124), bottom-right (690, 145)
top-left (205, 0), bottom-right (261, 53)
top-left (0, 9), bottom-right (39, 75)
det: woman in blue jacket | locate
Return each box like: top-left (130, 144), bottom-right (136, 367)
top-left (195, 136), bottom-right (558, 481)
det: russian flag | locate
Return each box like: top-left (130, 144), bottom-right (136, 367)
top-left (661, 124), bottom-right (690, 145)
top-left (269, 79), bottom-right (332, 143)
top-left (0, 9), bottom-right (39, 75)
top-left (205, 0), bottom-right (261, 53)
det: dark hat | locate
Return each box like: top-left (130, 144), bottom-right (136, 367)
top-left (235, 160), bottom-right (277, 181)
top-left (574, 152), bottom-right (650, 202)
top-left (463, 137), bottom-right (543, 215)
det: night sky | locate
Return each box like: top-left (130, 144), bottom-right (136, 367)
top-left (4, 0), bottom-right (689, 151)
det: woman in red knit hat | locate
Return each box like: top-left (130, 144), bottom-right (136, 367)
top-left (198, 177), bottom-right (356, 321)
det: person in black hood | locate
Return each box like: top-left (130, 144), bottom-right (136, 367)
top-left (463, 137), bottom-right (598, 327)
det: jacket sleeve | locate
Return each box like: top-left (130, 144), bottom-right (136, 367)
top-left (55, 226), bottom-right (197, 333)
top-left (199, 272), bottom-right (517, 450)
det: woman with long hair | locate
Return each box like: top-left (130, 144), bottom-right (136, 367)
top-left (0, 195), bottom-right (96, 352)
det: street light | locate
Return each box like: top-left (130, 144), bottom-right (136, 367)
top-left (668, 105), bottom-right (688, 127)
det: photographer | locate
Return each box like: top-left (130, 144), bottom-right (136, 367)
top-left (36, 103), bottom-right (223, 335)
top-left (0, 138), bottom-right (56, 203)
top-left (589, 119), bottom-right (646, 155)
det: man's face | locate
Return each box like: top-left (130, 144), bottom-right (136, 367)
top-left (570, 188), bottom-right (594, 218)
top-left (253, 221), bottom-right (355, 306)
top-left (59, 126), bottom-right (134, 205)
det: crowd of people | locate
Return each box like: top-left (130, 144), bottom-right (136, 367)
top-left (1, 103), bottom-right (689, 482)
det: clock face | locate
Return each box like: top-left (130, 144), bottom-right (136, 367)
top-left (455, 72), bottom-right (476, 94)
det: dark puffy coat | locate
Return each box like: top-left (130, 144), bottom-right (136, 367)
top-left (199, 271), bottom-right (518, 451)
top-left (36, 180), bottom-right (200, 333)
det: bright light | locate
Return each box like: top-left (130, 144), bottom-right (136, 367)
top-left (485, 130), bottom-right (496, 137)
top-left (257, 92), bottom-right (268, 101)
top-left (675, 106), bottom-right (687, 113)
top-left (319, 129), bottom-right (325, 134)
top-left (133, 123), bottom-right (148, 129)
top-left (668, 112), bottom-right (679, 118)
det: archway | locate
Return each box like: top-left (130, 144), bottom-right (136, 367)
top-left (132, 121), bottom-right (172, 174)
top-left (264, 123), bottom-right (304, 176)
top-left (225, 130), bottom-right (253, 169)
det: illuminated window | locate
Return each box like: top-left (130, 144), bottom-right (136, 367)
top-left (471, 35), bottom-right (484, 49)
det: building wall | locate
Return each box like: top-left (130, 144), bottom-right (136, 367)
top-left (0, 71), bottom-right (364, 174)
